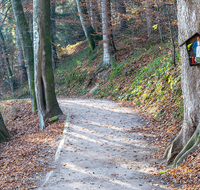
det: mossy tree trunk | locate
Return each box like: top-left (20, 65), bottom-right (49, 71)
top-left (11, 0), bottom-right (37, 111)
top-left (0, 112), bottom-right (10, 143)
top-left (33, 0), bottom-right (63, 130)
top-left (164, 0), bottom-right (200, 168)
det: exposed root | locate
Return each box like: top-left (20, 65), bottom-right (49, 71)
top-left (173, 124), bottom-right (200, 168)
top-left (163, 129), bottom-right (183, 165)
top-left (164, 124), bottom-right (200, 168)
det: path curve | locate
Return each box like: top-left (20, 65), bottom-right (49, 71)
top-left (36, 99), bottom-right (169, 190)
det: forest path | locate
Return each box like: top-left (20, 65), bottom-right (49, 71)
top-left (36, 98), bottom-right (170, 190)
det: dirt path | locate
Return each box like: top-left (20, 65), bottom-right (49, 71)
top-left (36, 99), bottom-right (170, 190)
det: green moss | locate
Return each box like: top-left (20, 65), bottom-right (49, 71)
top-left (49, 116), bottom-right (58, 123)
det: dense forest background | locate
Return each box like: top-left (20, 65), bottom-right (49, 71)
top-left (0, 0), bottom-right (177, 96)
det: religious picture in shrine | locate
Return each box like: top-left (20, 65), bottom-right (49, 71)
top-left (185, 33), bottom-right (200, 66)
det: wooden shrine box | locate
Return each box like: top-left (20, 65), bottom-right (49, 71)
top-left (180, 33), bottom-right (200, 66)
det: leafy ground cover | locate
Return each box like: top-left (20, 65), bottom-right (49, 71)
top-left (0, 100), bottom-right (64, 189)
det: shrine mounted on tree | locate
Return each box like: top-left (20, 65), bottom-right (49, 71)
top-left (164, 0), bottom-right (200, 168)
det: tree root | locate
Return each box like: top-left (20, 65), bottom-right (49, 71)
top-left (173, 124), bottom-right (200, 168)
top-left (164, 124), bottom-right (200, 168)
top-left (163, 129), bottom-right (183, 165)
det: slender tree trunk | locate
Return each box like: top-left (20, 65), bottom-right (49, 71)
top-left (88, 0), bottom-right (102, 33)
top-left (51, 1), bottom-right (59, 69)
top-left (0, 28), bottom-right (14, 93)
top-left (16, 28), bottom-right (27, 85)
top-left (117, 0), bottom-right (127, 30)
top-left (101, 0), bottom-right (116, 66)
top-left (11, 0), bottom-right (37, 112)
top-left (33, 0), bottom-right (63, 130)
top-left (76, 0), bottom-right (96, 52)
top-left (0, 112), bottom-right (10, 143)
top-left (0, 46), bottom-right (3, 66)
top-left (164, 0), bottom-right (200, 167)
top-left (145, 1), bottom-right (152, 36)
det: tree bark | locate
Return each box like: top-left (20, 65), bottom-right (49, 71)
top-left (88, 0), bottom-right (102, 33)
top-left (16, 28), bottom-right (27, 85)
top-left (145, 1), bottom-right (152, 36)
top-left (117, 0), bottom-right (127, 30)
top-left (33, 0), bottom-right (63, 130)
top-left (0, 112), bottom-right (10, 143)
top-left (0, 28), bottom-right (14, 93)
top-left (76, 0), bottom-right (96, 52)
top-left (164, 0), bottom-right (200, 167)
top-left (51, 1), bottom-right (59, 69)
top-left (101, 0), bottom-right (116, 66)
top-left (11, 0), bottom-right (37, 111)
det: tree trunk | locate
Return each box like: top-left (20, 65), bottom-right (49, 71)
top-left (51, 1), bottom-right (59, 69)
top-left (0, 112), bottom-right (10, 143)
top-left (33, 0), bottom-right (63, 130)
top-left (16, 28), bottom-right (27, 85)
top-left (117, 0), bottom-right (127, 30)
top-left (101, 0), bottom-right (116, 66)
top-left (76, 0), bottom-right (96, 52)
top-left (0, 28), bottom-right (14, 93)
top-left (164, 0), bottom-right (200, 168)
top-left (88, 0), bottom-right (102, 33)
top-left (145, 1), bottom-right (152, 36)
top-left (11, 0), bottom-right (37, 111)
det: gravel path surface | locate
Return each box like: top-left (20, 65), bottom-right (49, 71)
top-left (36, 99), bottom-right (170, 190)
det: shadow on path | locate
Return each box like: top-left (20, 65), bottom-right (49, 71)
top-left (36, 99), bottom-right (169, 190)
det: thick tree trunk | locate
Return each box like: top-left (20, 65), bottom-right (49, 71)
top-left (0, 112), bottom-right (10, 143)
top-left (164, 0), bottom-right (200, 167)
top-left (0, 28), bottom-right (14, 93)
top-left (33, 0), bottom-right (63, 130)
top-left (16, 28), bottom-right (27, 85)
top-left (11, 0), bottom-right (37, 111)
top-left (76, 0), bottom-right (96, 52)
top-left (101, 0), bottom-right (116, 66)
top-left (117, 0), bottom-right (127, 30)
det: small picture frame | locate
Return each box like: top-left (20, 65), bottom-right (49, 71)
top-left (185, 33), bottom-right (200, 66)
